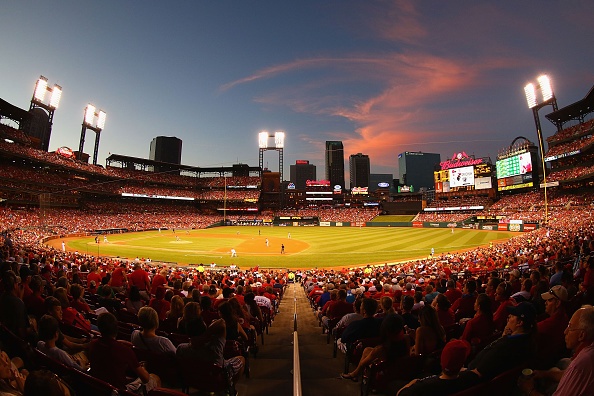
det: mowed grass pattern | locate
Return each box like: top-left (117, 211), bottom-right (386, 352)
top-left (64, 226), bottom-right (516, 269)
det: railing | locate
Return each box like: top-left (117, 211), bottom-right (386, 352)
top-left (292, 284), bottom-right (302, 396)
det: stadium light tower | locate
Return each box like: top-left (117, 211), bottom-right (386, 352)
top-left (28, 75), bottom-right (63, 151)
top-left (524, 74), bottom-right (558, 224)
top-left (258, 130), bottom-right (285, 180)
top-left (78, 104), bottom-right (106, 165)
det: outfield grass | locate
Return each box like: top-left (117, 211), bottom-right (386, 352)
top-left (62, 226), bottom-right (517, 269)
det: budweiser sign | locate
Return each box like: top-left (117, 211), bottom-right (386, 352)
top-left (440, 152), bottom-right (483, 170)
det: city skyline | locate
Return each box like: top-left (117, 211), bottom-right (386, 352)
top-left (1, 2), bottom-right (593, 180)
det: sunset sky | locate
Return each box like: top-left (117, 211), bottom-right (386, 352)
top-left (1, 1), bottom-right (593, 184)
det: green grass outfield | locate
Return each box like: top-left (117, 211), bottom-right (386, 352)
top-left (63, 226), bottom-right (517, 269)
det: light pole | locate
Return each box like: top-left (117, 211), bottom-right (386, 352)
top-left (524, 75), bottom-right (558, 225)
top-left (28, 76), bottom-right (62, 151)
top-left (258, 131), bottom-right (285, 178)
top-left (78, 104), bottom-right (106, 165)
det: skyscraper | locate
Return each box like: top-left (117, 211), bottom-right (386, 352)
top-left (349, 153), bottom-right (370, 188)
top-left (290, 160), bottom-right (316, 190)
top-left (149, 136), bottom-right (182, 164)
top-left (325, 141), bottom-right (345, 189)
top-left (398, 151), bottom-right (440, 190)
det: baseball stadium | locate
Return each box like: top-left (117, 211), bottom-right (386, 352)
top-left (2, 76), bottom-right (594, 395)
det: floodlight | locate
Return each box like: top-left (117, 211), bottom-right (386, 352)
top-left (97, 110), bottom-right (106, 130)
top-left (34, 76), bottom-right (48, 102)
top-left (49, 85), bottom-right (62, 109)
top-left (524, 83), bottom-right (537, 109)
top-left (538, 75), bottom-right (553, 102)
top-left (84, 104), bottom-right (96, 125)
top-left (259, 131), bottom-right (269, 148)
top-left (274, 131), bottom-right (285, 148)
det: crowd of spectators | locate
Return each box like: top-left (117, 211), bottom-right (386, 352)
top-left (275, 207), bottom-right (379, 223)
top-left (2, 182), bottom-right (594, 393)
top-left (425, 196), bottom-right (492, 209)
top-left (414, 212), bottom-right (473, 222)
top-left (302, 205), bottom-right (594, 394)
top-left (544, 134), bottom-right (594, 159)
top-left (546, 118), bottom-right (594, 145)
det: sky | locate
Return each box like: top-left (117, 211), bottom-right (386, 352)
top-left (1, 1), bottom-right (593, 186)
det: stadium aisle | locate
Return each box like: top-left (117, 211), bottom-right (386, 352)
top-left (191, 283), bottom-right (380, 396)
top-left (234, 285), bottom-right (295, 396)
top-left (292, 284), bottom-right (361, 396)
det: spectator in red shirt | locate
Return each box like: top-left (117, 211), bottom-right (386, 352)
top-left (493, 281), bottom-right (516, 332)
top-left (128, 263), bottom-right (151, 300)
top-left (445, 280), bottom-right (463, 305)
top-left (89, 312), bottom-right (160, 393)
top-left (432, 293), bottom-right (455, 328)
top-left (24, 275), bottom-right (46, 319)
top-left (148, 286), bottom-right (170, 322)
top-left (535, 285), bottom-right (569, 368)
top-left (460, 293), bottom-right (494, 347)
top-left (86, 265), bottom-right (102, 293)
top-left (109, 263), bottom-right (128, 293)
top-left (451, 280), bottom-right (477, 321)
top-left (150, 269), bottom-right (168, 296)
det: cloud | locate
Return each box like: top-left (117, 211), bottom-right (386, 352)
top-left (219, 1), bottom-right (534, 169)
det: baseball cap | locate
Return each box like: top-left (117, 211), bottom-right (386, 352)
top-left (541, 285), bottom-right (568, 302)
top-left (441, 339), bottom-right (471, 374)
top-left (507, 301), bottom-right (536, 322)
top-left (510, 269), bottom-right (520, 278)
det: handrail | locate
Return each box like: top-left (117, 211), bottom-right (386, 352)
top-left (293, 286), bottom-right (298, 332)
top-left (292, 284), bottom-right (302, 396)
top-left (293, 331), bottom-right (302, 396)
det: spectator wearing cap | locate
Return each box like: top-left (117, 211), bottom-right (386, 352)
top-left (519, 305), bottom-right (594, 396)
top-left (535, 285), bottom-right (569, 368)
top-left (397, 339), bottom-right (473, 396)
top-left (460, 302), bottom-right (537, 385)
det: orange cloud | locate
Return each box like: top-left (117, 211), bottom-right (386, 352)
top-left (219, 1), bottom-right (531, 169)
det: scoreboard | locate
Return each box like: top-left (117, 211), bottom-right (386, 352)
top-left (496, 151), bottom-right (535, 191)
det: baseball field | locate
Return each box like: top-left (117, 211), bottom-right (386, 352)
top-left (52, 226), bottom-right (518, 269)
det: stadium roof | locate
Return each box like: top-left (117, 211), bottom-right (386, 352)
top-left (0, 98), bottom-right (31, 124)
top-left (546, 84), bottom-right (594, 125)
top-left (105, 153), bottom-right (261, 176)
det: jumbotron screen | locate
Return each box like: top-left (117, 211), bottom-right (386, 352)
top-left (448, 166), bottom-right (475, 188)
top-left (496, 152), bottom-right (534, 191)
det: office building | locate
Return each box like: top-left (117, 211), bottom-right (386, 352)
top-left (398, 151), bottom-right (440, 190)
top-left (290, 160), bottom-right (316, 190)
top-left (369, 173), bottom-right (394, 192)
top-left (149, 136), bottom-right (182, 164)
top-left (325, 141), bottom-right (345, 189)
top-left (349, 153), bottom-right (370, 188)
